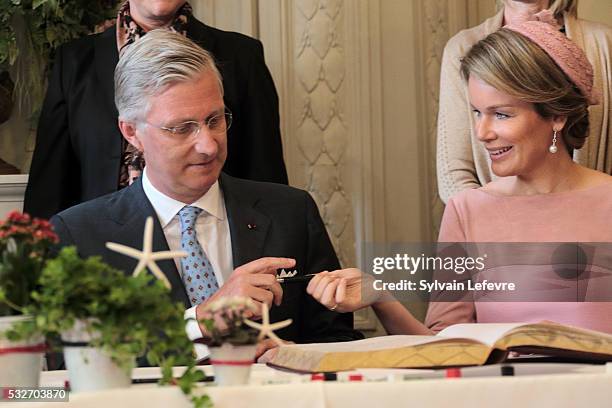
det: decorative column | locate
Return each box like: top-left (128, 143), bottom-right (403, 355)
top-left (420, 1), bottom-right (452, 237)
top-left (293, 0), bottom-right (354, 267)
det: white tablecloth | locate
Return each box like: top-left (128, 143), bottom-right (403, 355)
top-left (4, 364), bottom-right (612, 408)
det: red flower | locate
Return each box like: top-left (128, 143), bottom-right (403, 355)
top-left (0, 211), bottom-right (58, 249)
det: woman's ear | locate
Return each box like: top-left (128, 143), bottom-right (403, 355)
top-left (552, 116), bottom-right (568, 132)
top-left (118, 119), bottom-right (144, 151)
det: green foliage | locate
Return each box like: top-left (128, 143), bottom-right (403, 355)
top-left (0, 242), bottom-right (43, 315)
top-left (0, 0), bottom-right (117, 116)
top-left (7, 246), bottom-right (211, 407)
top-left (0, 0), bottom-right (117, 67)
top-left (0, 211), bottom-right (58, 317)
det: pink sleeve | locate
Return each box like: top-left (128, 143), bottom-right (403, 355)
top-left (437, 197), bottom-right (467, 242)
top-left (425, 197), bottom-right (476, 332)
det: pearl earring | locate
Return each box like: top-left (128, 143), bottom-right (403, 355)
top-left (549, 130), bottom-right (558, 154)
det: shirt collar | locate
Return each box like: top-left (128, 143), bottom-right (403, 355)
top-left (141, 168), bottom-right (225, 228)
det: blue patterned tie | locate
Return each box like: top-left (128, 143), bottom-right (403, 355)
top-left (178, 206), bottom-right (219, 306)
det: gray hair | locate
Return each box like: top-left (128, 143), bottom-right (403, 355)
top-left (114, 29), bottom-right (223, 122)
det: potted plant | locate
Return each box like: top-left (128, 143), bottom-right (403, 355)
top-left (10, 246), bottom-right (198, 394)
top-left (7, 246), bottom-right (208, 408)
top-left (0, 211), bottom-right (57, 387)
top-left (199, 297), bottom-right (260, 386)
top-left (2, 217), bottom-right (211, 407)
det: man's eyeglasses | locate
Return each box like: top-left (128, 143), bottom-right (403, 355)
top-left (143, 109), bottom-right (232, 139)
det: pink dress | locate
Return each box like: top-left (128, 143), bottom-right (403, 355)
top-left (425, 181), bottom-right (612, 333)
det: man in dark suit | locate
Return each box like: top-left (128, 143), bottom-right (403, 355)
top-left (25, 0), bottom-right (288, 220)
top-left (50, 30), bottom-right (361, 356)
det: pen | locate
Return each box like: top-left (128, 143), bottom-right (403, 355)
top-left (276, 273), bottom-right (317, 283)
top-left (132, 375), bottom-right (215, 384)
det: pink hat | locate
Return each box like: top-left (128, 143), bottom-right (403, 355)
top-left (505, 20), bottom-right (600, 105)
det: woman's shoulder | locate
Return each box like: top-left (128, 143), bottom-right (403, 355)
top-left (576, 169), bottom-right (612, 192)
top-left (445, 186), bottom-right (496, 212)
top-left (444, 10), bottom-right (504, 56)
top-left (476, 178), bottom-right (514, 196)
top-left (468, 173), bottom-right (612, 203)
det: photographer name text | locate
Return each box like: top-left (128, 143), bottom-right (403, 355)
top-left (373, 279), bottom-right (516, 292)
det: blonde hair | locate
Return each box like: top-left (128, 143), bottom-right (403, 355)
top-left (548, 0), bottom-right (578, 18)
top-left (498, 0), bottom-right (578, 18)
top-left (460, 28), bottom-right (589, 151)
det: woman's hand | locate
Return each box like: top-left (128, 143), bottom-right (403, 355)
top-left (306, 268), bottom-right (381, 313)
top-left (256, 339), bottom-right (294, 363)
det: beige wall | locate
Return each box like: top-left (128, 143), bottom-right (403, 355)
top-left (579, 0), bottom-right (612, 25)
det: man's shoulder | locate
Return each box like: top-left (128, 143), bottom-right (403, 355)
top-left (221, 173), bottom-right (308, 198)
top-left (188, 18), bottom-right (263, 53)
top-left (54, 186), bottom-right (131, 223)
top-left (56, 27), bottom-right (113, 57)
top-left (220, 174), bottom-right (313, 209)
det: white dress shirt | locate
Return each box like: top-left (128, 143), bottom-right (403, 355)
top-left (142, 169), bottom-right (233, 359)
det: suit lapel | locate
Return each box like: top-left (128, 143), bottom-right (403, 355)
top-left (108, 180), bottom-right (190, 307)
top-left (220, 174), bottom-right (271, 267)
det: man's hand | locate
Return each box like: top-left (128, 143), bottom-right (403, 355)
top-left (196, 257), bottom-right (295, 330)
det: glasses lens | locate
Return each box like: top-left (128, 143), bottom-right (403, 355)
top-left (204, 110), bottom-right (232, 134)
top-left (174, 122), bottom-right (200, 137)
top-left (224, 111), bottom-right (233, 131)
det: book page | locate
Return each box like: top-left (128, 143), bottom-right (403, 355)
top-left (279, 335), bottom-right (476, 353)
top-left (271, 335), bottom-right (491, 372)
top-left (438, 323), bottom-right (529, 346)
top-left (495, 323), bottom-right (612, 355)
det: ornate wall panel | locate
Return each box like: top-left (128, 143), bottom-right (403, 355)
top-left (292, 0), bottom-right (354, 268)
top-left (420, 1), bottom-right (451, 239)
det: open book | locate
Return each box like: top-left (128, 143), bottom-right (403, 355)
top-left (268, 322), bottom-right (612, 373)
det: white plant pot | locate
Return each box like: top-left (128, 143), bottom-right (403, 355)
top-left (63, 347), bottom-right (132, 392)
top-left (209, 343), bottom-right (256, 386)
top-left (0, 315), bottom-right (44, 387)
top-left (62, 320), bottom-right (132, 392)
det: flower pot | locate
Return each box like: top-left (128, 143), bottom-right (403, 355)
top-left (63, 347), bottom-right (132, 392)
top-left (0, 315), bottom-right (45, 387)
top-left (209, 343), bottom-right (256, 386)
top-left (62, 320), bottom-right (132, 392)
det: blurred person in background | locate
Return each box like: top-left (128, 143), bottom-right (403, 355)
top-left (25, 0), bottom-right (288, 219)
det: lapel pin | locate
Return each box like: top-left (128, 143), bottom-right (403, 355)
top-left (247, 223), bottom-right (257, 230)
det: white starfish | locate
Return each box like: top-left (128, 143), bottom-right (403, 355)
top-left (105, 217), bottom-right (187, 289)
top-left (244, 303), bottom-right (292, 346)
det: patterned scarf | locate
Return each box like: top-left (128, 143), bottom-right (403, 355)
top-left (116, 0), bottom-right (192, 53)
top-left (116, 1), bottom-right (192, 188)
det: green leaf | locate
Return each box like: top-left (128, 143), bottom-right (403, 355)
top-left (44, 27), bottom-right (56, 45)
top-left (32, 0), bottom-right (48, 9)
